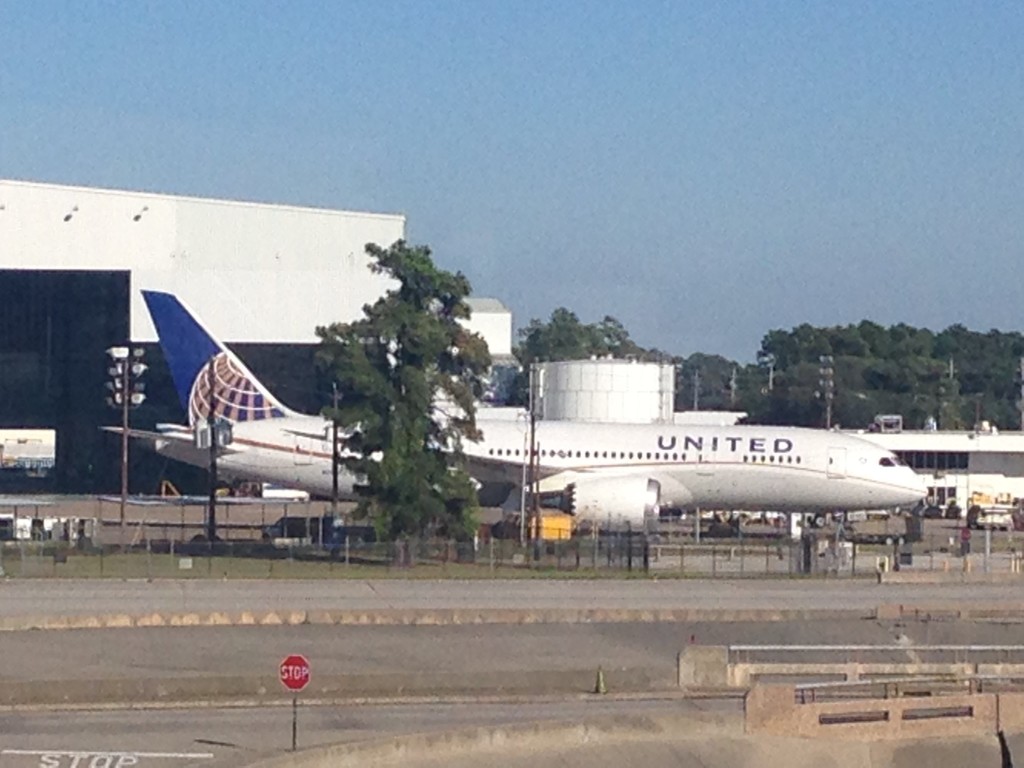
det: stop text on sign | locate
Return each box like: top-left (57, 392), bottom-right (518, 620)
top-left (280, 665), bottom-right (309, 683)
top-left (279, 653), bottom-right (311, 692)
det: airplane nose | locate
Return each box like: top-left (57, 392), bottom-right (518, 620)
top-left (905, 471), bottom-right (928, 501)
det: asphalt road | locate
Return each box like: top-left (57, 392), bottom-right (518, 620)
top-left (6, 622), bottom-right (1024, 700)
top-left (0, 698), bottom-right (735, 768)
top-left (2, 620), bottom-right (1019, 687)
top-left (1, 579), bottom-right (1024, 620)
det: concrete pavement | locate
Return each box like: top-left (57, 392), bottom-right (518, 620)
top-left (3, 578), bottom-right (1024, 621)
top-left (0, 698), bottom-right (734, 767)
top-left (3, 619), bottom-right (1023, 707)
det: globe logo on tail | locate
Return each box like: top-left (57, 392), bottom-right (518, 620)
top-left (188, 352), bottom-right (286, 426)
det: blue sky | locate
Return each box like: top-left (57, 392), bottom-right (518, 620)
top-left (2, 2), bottom-right (1022, 361)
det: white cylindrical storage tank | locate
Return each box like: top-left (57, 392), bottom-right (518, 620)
top-left (538, 360), bottom-right (675, 423)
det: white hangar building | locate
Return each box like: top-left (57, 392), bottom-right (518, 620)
top-left (0, 179), bottom-right (511, 493)
top-left (3, 179), bottom-right (421, 342)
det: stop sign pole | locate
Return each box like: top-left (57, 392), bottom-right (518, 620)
top-left (280, 654), bottom-right (310, 751)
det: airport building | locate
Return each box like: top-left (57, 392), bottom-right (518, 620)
top-left (0, 180), bottom-right (511, 494)
top-left (856, 420), bottom-right (1024, 511)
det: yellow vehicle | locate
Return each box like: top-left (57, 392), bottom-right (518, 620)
top-left (530, 512), bottom-right (574, 541)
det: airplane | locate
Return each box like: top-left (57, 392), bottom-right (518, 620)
top-left (123, 290), bottom-right (927, 526)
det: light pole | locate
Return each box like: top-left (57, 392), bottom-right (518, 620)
top-left (206, 358), bottom-right (218, 542)
top-left (105, 346), bottom-right (146, 531)
top-left (191, 356), bottom-right (232, 542)
top-left (757, 352), bottom-right (776, 393)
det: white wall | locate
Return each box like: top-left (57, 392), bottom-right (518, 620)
top-left (0, 180), bottom-right (406, 343)
top-left (464, 311), bottom-right (513, 357)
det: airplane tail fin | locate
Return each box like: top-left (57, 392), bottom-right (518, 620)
top-left (142, 291), bottom-right (293, 427)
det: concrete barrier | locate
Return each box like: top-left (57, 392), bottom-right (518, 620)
top-left (677, 644), bottom-right (1024, 690)
top-left (676, 646), bottom-right (729, 688)
top-left (0, 607), bottom-right (870, 633)
top-left (729, 662), bottom-right (985, 687)
top-left (879, 571), bottom-right (1024, 585)
top-left (3, 602), bottom-right (1024, 634)
top-left (746, 683), bottom-right (1002, 741)
top-left (876, 602), bottom-right (1024, 621)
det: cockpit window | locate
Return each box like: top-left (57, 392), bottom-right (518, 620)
top-left (879, 457), bottom-right (896, 467)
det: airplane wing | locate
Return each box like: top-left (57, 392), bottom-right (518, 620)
top-left (101, 426), bottom-right (244, 461)
top-left (281, 427), bottom-right (330, 442)
top-left (461, 453), bottom-right (568, 485)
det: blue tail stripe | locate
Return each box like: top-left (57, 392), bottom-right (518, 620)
top-left (143, 291), bottom-right (220, 413)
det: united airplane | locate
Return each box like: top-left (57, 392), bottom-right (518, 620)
top-left (124, 291), bottom-right (927, 525)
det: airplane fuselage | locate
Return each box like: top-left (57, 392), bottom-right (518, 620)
top-left (154, 415), bottom-right (926, 517)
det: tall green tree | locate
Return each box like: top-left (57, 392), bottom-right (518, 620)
top-left (508, 308), bottom-right (674, 404)
top-left (316, 241), bottom-right (491, 539)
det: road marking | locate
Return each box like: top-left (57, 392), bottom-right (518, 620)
top-left (0, 752), bottom-right (214, 760)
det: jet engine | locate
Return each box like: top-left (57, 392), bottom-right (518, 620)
top-left (562, 476), bottom-right (662, 525)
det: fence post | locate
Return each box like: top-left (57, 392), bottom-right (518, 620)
top-left (711, 545), bottom-right (717, 577)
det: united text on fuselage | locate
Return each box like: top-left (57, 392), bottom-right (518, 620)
top-left (656, 435), bottom-right (794, 454)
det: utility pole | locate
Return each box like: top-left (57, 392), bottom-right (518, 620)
top-left (206, 357), bottom-right (218, 542)
top-left (692, 369), bottom-right (701, 410)
top-left (818, 355), bottom-right (835, 430)
top-left (527, 362), bottom-right (539, 544)
top-left (331, 382), bottom-right (340, 517)
top-left (1019, 358), bottom-right (1024, 432)
top-left (729, 367), bottom-right (737, 407)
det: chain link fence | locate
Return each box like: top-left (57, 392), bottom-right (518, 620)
top-left (0, 497), bottom-right (1020, 579)
top-left (1, 531), bottom-right (999, 580)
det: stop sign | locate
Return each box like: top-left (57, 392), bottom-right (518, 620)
top-left (280, 654), bottom-right (311, 692)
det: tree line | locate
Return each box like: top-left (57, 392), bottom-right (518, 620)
top-left (515, 314), bottom-right (1024, 432)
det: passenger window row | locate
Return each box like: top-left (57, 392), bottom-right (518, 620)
top-left (742, 455), bottom-right (802, 464)
top-left (486, 448), bottom-right (803, 465)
